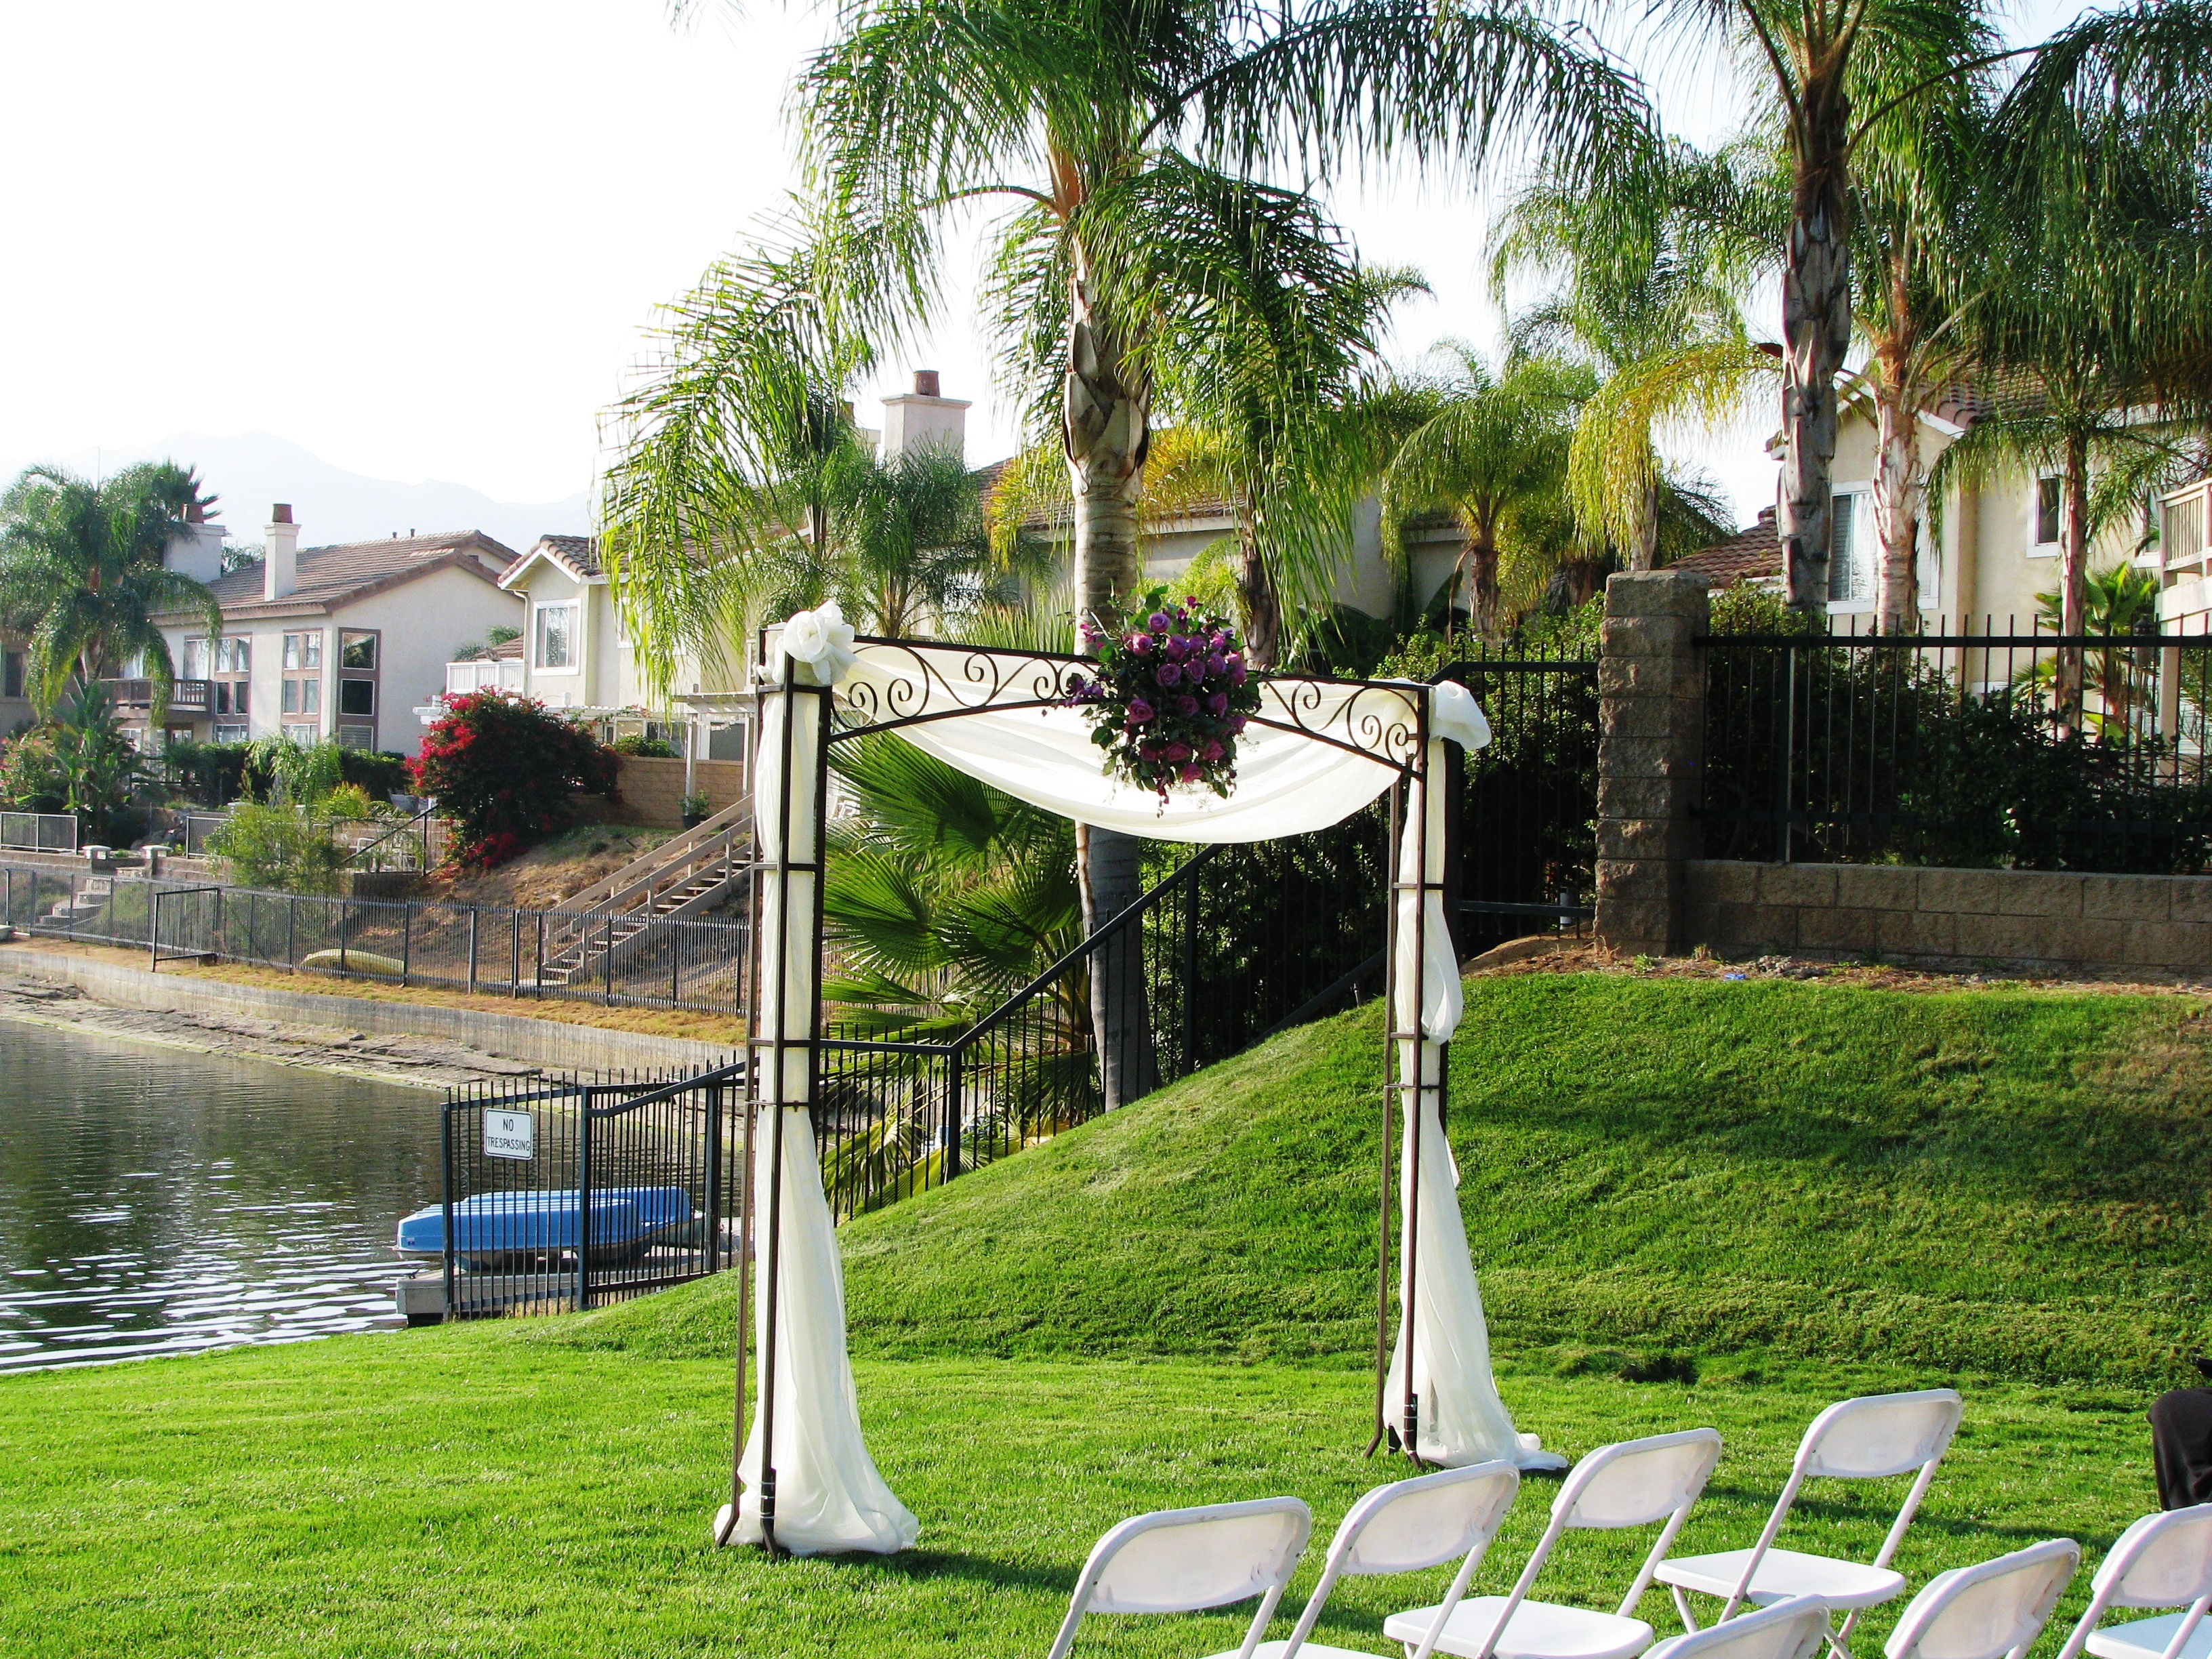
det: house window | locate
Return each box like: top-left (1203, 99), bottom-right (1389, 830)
top-left (340, 630), bottom-right (377, 671)
top-left (281, 676), bottom-right (322, 716)
top-left (1827, 491), bottom-right (1875, 607)
top-left (534, 602), bottom-right (577, 669)
top-left (182, 637), bottom-right (208, 679)
top-left (337, 678), bottom-right (376, 717)
top-left (281, 722), bottom-right (319, 745)
top-left (335, 724), bottom-right (375, 750)
top-left (3, 651), bottom-right (21, 699)
top-left (213, 722), bottom-right (249, 744)
top-left (2036, 477), bottom-right (2062, 546)
top-left (281, 630), bottom-right (322, 722)
top-left (200, 634), bottom-right (251, 717)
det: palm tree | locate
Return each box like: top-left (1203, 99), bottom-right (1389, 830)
top-left (798, 0), bottom-right (1649, 1103)
top-left (832, 445), bottom-right (998, 639)
top-left (0, 462), bottom-right (223, 720)
top-left (1935, 0), bottom-right (2212, 729)
top-left (1376, 346), bottom-right (1584, 640)
top-left (1492, 136), bottom-right (1777, 577)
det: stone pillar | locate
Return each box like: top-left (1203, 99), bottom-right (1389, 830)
top-left (1595, 571), bottom-right (1709, 957)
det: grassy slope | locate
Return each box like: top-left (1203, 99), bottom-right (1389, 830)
top-left (565, 975), bottom-right (2212, 1385)
top-left (0, 1330), bottom-right (2159, 1658)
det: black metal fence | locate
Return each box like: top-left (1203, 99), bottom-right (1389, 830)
top-left (0, 863), bottom-right (747, 1013)
top-left (1700, 625), bottom-right (2212, 872)
top-left (1443, 643), bottom-right (1601, 948)
top-left (438, 1063), bottom-right (743, 1317)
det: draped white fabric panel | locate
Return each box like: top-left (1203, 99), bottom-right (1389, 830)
top-left (718, 678), bottom-right (919, 1557)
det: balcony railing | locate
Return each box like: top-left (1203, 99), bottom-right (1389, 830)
top-left (103, 678), bottom-right (211, 712)
top-left (443, 659), bottom-right (525, 697)
top-left (2163, 480), bottom-right (2209, 572)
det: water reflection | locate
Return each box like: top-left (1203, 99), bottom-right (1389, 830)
top-left (0, 1020), bottom-right (443, 1371)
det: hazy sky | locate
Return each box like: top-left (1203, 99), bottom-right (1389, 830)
top-left (2, 0), bottom-right (2082, 529)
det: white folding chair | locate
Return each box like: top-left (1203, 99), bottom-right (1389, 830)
top-left (1657, 1389), bottom-right (1964, 1659)
top-left (1047, 1496), bottom-right (1313, 1659)
top-left (1645, 1598), bottom-right (1838, 1659)
top-left (2051, 1505), bottom-right (2212, 1659)
top-left (1223, 1460), bottom-right (1520, 1659)
top-left (1381, 1427), bottom-right (1727, 1659)
top-left (1885, 1539), bottom-right (2081, 1659)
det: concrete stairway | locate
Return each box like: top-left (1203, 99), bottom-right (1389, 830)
top-left (534, 802), bottom-right (753, 987)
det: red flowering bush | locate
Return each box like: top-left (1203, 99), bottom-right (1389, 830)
top-left (409, 691), bottom-right (622, 872)
top-left (1069, 587), bottom-right (1261, 804)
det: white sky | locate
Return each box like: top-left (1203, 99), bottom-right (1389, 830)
top-left (1, 0), bottom-right (2083, 532)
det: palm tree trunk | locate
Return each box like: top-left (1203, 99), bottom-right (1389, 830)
top-left (2055, 430), bottom-right (2090, 738)
top-left (1630, 483), bottom-right (1660, 573)
top-left (1467, 535), bottom-right (1500, 638)
top-left (1778, 79), bottom-right (1853, 613)
top-left (1237, 529), bottom-right (1283, 670)
top-left (1872, 372), bottom-right (1923, 632)
top-left (1065, 250), bottom-right (1157, 1109)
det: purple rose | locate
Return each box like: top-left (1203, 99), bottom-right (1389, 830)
top-left (1127, 698), bottom-right (1154, 725)
top-left (1200, 739), bottom-right (1224, 762)
top-left (1179, 762), bottom-right (1203, 783)
top-left (1146, 611), bottom-right (1171, 632)
top-left (1175, 695), bottom-right (1199, 716)
top-left (1229, 661), bottom-right (1246, 685)
top-left (1228, 715), bottom-right (1248, 734)
top-left (1127, 632), bottom-right (1153, 655)
top-left (1163, 636), bottom-right (1191, 661)
top-left (1164, 741), bottom-right (1192, 763)
top-left (1206, 691), bottom-right (1229, 717)
top-left (1155, 662), bottom-right (1181, 688)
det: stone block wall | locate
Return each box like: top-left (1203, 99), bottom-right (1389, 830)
top-left (1682, 860), bottom-right (2212, 976)
top-left (610, 757), bottom-right (746, 829)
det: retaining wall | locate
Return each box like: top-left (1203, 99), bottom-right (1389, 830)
top-left (0, 944), bottom-right (738, 1073)
top-left (1683, 861), bottom-right (2212, 976)
top-left (613, 756), bottom-right (745, 828)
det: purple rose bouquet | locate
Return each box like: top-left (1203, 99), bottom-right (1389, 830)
top-left (1067, 587), bottom-right (1263, 804)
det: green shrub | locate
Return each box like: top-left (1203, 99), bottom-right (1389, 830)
top-left (610, 734), bottom-right (678, 758)
top-left (205, 800), bottom-right (351, 893)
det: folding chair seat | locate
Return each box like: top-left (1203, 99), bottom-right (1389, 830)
top-left (1381, 1427), bottom-right (1726, 1659)
top-left (1218, 1460), bottom-right (1519, 1659)
top-left (1885, 1538), bottom-right (2080, 1659)
top-left (2051, 1504), bottom-right (2212, 1659)
top-left (1047, 1496), bottom-right (1313, 1659)
top-left (1657, 1389), bottom-right (1963, 1657)
top-left (1643, 1598), bottom-right (1837, 1659)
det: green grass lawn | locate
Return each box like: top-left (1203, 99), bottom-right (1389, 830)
top-left (2, 973), bottom-right (2205, 1656)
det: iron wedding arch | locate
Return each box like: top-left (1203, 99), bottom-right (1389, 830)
top-left (712, 623), bottom-right (1551, 1559)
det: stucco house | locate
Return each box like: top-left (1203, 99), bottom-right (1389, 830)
top-left (1677, 386), bottom-right (2190, 628)
top-left (121, 505), bottom-right (522, 752)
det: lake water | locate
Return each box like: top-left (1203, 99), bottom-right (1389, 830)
top-left (0, 1019), bottom-right (444, 1372)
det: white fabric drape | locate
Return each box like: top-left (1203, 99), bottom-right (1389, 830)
top-left (1382, 689), bottom-right (1559, 1473)
top-left (814, 634), bottom-right (1420, 843)
top-left (718, 674), bottom-right (918, 1557)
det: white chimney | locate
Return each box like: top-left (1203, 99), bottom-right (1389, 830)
top-left (264, 503), bottom-right (298, 601)
top-left (163, 500), bottom-right (226, 584)
top-left (879, 369), bottom-right (970, 463)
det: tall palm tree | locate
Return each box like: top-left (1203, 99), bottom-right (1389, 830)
top-left (799, 0), bottom-right (1649, 1103)
top-left (0, 462), bottom-right (223, 719)
top-left (1376, 346), bottom-right (1584, 640)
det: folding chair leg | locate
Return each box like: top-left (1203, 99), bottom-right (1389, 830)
top-left (1821, 1610), bottom-right (1859, 1659)
top-left (1671, 1586), bottom-right (1703, 1635)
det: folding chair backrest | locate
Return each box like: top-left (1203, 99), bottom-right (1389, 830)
top-left (1047, 1497), bottom-right (1313, 1659)
top-left (1277, 1463), bottom-right (1521, 1659)
top-left (1560, 1428), bottom-right (1727, 1530)
top-left (1801, 1391), bottom-right (1965, 1481)
top-left (2050, 1506), bottom-right (2212, 1659)
top-left (2091, 1507), bottom-right (2212, 1610)
top-left (1334, 1462), bottom-right (1523, 1576)
top-left (1885, 1539), bottom-right (2081, 1659)
top-left (1647, 1596), bottom-right (1837, 1659)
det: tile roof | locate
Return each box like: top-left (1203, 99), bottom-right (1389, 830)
top-left (1671, 509), bottom-right (1784, 588)
top-left (500, 533), bottom-right (602, 585)
top-left (170, 531), bottom-right (518, 619)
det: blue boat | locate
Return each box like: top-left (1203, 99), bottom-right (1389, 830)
top-left (397, 1187), bottom-right (695, 1267)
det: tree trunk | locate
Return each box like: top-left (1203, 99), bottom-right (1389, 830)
top-left (1237, 529), bottom-right (1282, 670)
top-left (2055, 430), bottom-right (2090, 738)
top-left (1065, 247), bottom-right (1157, 1109)
top-left (1872, 366), bottom-right (1923, 632)
top-left (1778, 77), bottom-right (1853, 613)
top-left (1467, 535), bottom-right (1500, 639)
top-left (1630, 482), bottom-right (1660, 573)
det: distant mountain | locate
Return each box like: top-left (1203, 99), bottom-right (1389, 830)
top-left (0, 432), bottom-right (592, 556)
